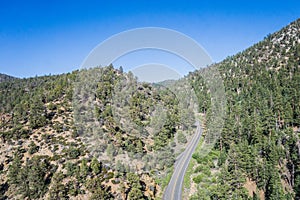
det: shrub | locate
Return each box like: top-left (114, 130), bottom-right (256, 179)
top-left (193, 174), bottom-right (204, 184)
top-left (28, 141), bottom-right (39, 154)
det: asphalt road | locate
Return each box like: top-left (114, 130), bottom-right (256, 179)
top-left (163, 121), bottom-right (202, 200)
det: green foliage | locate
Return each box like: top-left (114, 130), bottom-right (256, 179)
top-left (126, 173), bottom-right (145, 200)
top-left (189, 19), bottom-right (300, 199)
top-left (65, 162), bottom-right (79, 177)
top-left (47, 102), bottom-right (57, 111)
top-left (86, 177), bottom-right (114, 200)
top-left (48, 172), bottom-right (68, 200)
top-left (127, 173), bottom-right (141, 189)
top-left (28, 141), bottom-right (39, 154)
top-left (66, 146), bottom-right (81, 159)
top-left (91, 157), bottom-right (101, 175)
top-left (8, 155), bottom-right (56, 199)
top-left (193, 174), bottom-right (204, 184)
top-left (80, 158), bottom-right (89, 178)
top-left (29, 97), bottom-right (47, 129)
top-left (90, 188), bottom-right (113, 200)
top-left (128, 187), bottom-right (144, 200)
top-left (177, 131), bottom-right (187, 144)
top-left (1, 19), bottom-right (300, 199)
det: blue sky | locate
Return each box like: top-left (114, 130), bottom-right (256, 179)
top-left (0, 0), bottom-right (299, 78)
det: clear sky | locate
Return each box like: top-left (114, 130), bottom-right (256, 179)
top-left (0, 0), bottom-right (299, 78)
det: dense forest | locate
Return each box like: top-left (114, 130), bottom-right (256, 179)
top-left (187, 19), bottom-right (300, 199)
top-left (0, 64), bottom-right (195, 199)
top-left (0, 19), bottom-right (299, 199)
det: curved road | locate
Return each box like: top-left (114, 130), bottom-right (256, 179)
top-left (163, 121), bottom-right (202, 200)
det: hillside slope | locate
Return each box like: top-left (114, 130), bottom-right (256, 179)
top-left (0, 66), bottom-right (197, 199)
top-left (0, 73), bottom-right (17, 83)
top-left (0, 18), bottom-right (300, 200)
top-left (188, 19), bottom-right (300, 199)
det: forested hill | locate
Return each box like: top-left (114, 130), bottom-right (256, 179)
top-left (0, 18), bottom-right (300, 200)
top-left (0, 65), bottom-right (195, 199)
top-left (188, 19), bottom-right (300, 199)
top-left (0, 73), bottom-right (17, 83)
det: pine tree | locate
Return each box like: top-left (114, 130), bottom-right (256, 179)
top-left (91, 157), bottom-right (101, 175)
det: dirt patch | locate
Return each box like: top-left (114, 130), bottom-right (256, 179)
top-left (244, 177), bottom-right (264, 200)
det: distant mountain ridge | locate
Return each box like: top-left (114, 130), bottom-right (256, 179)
top-left (0, 73), bottom-right (17, 83)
